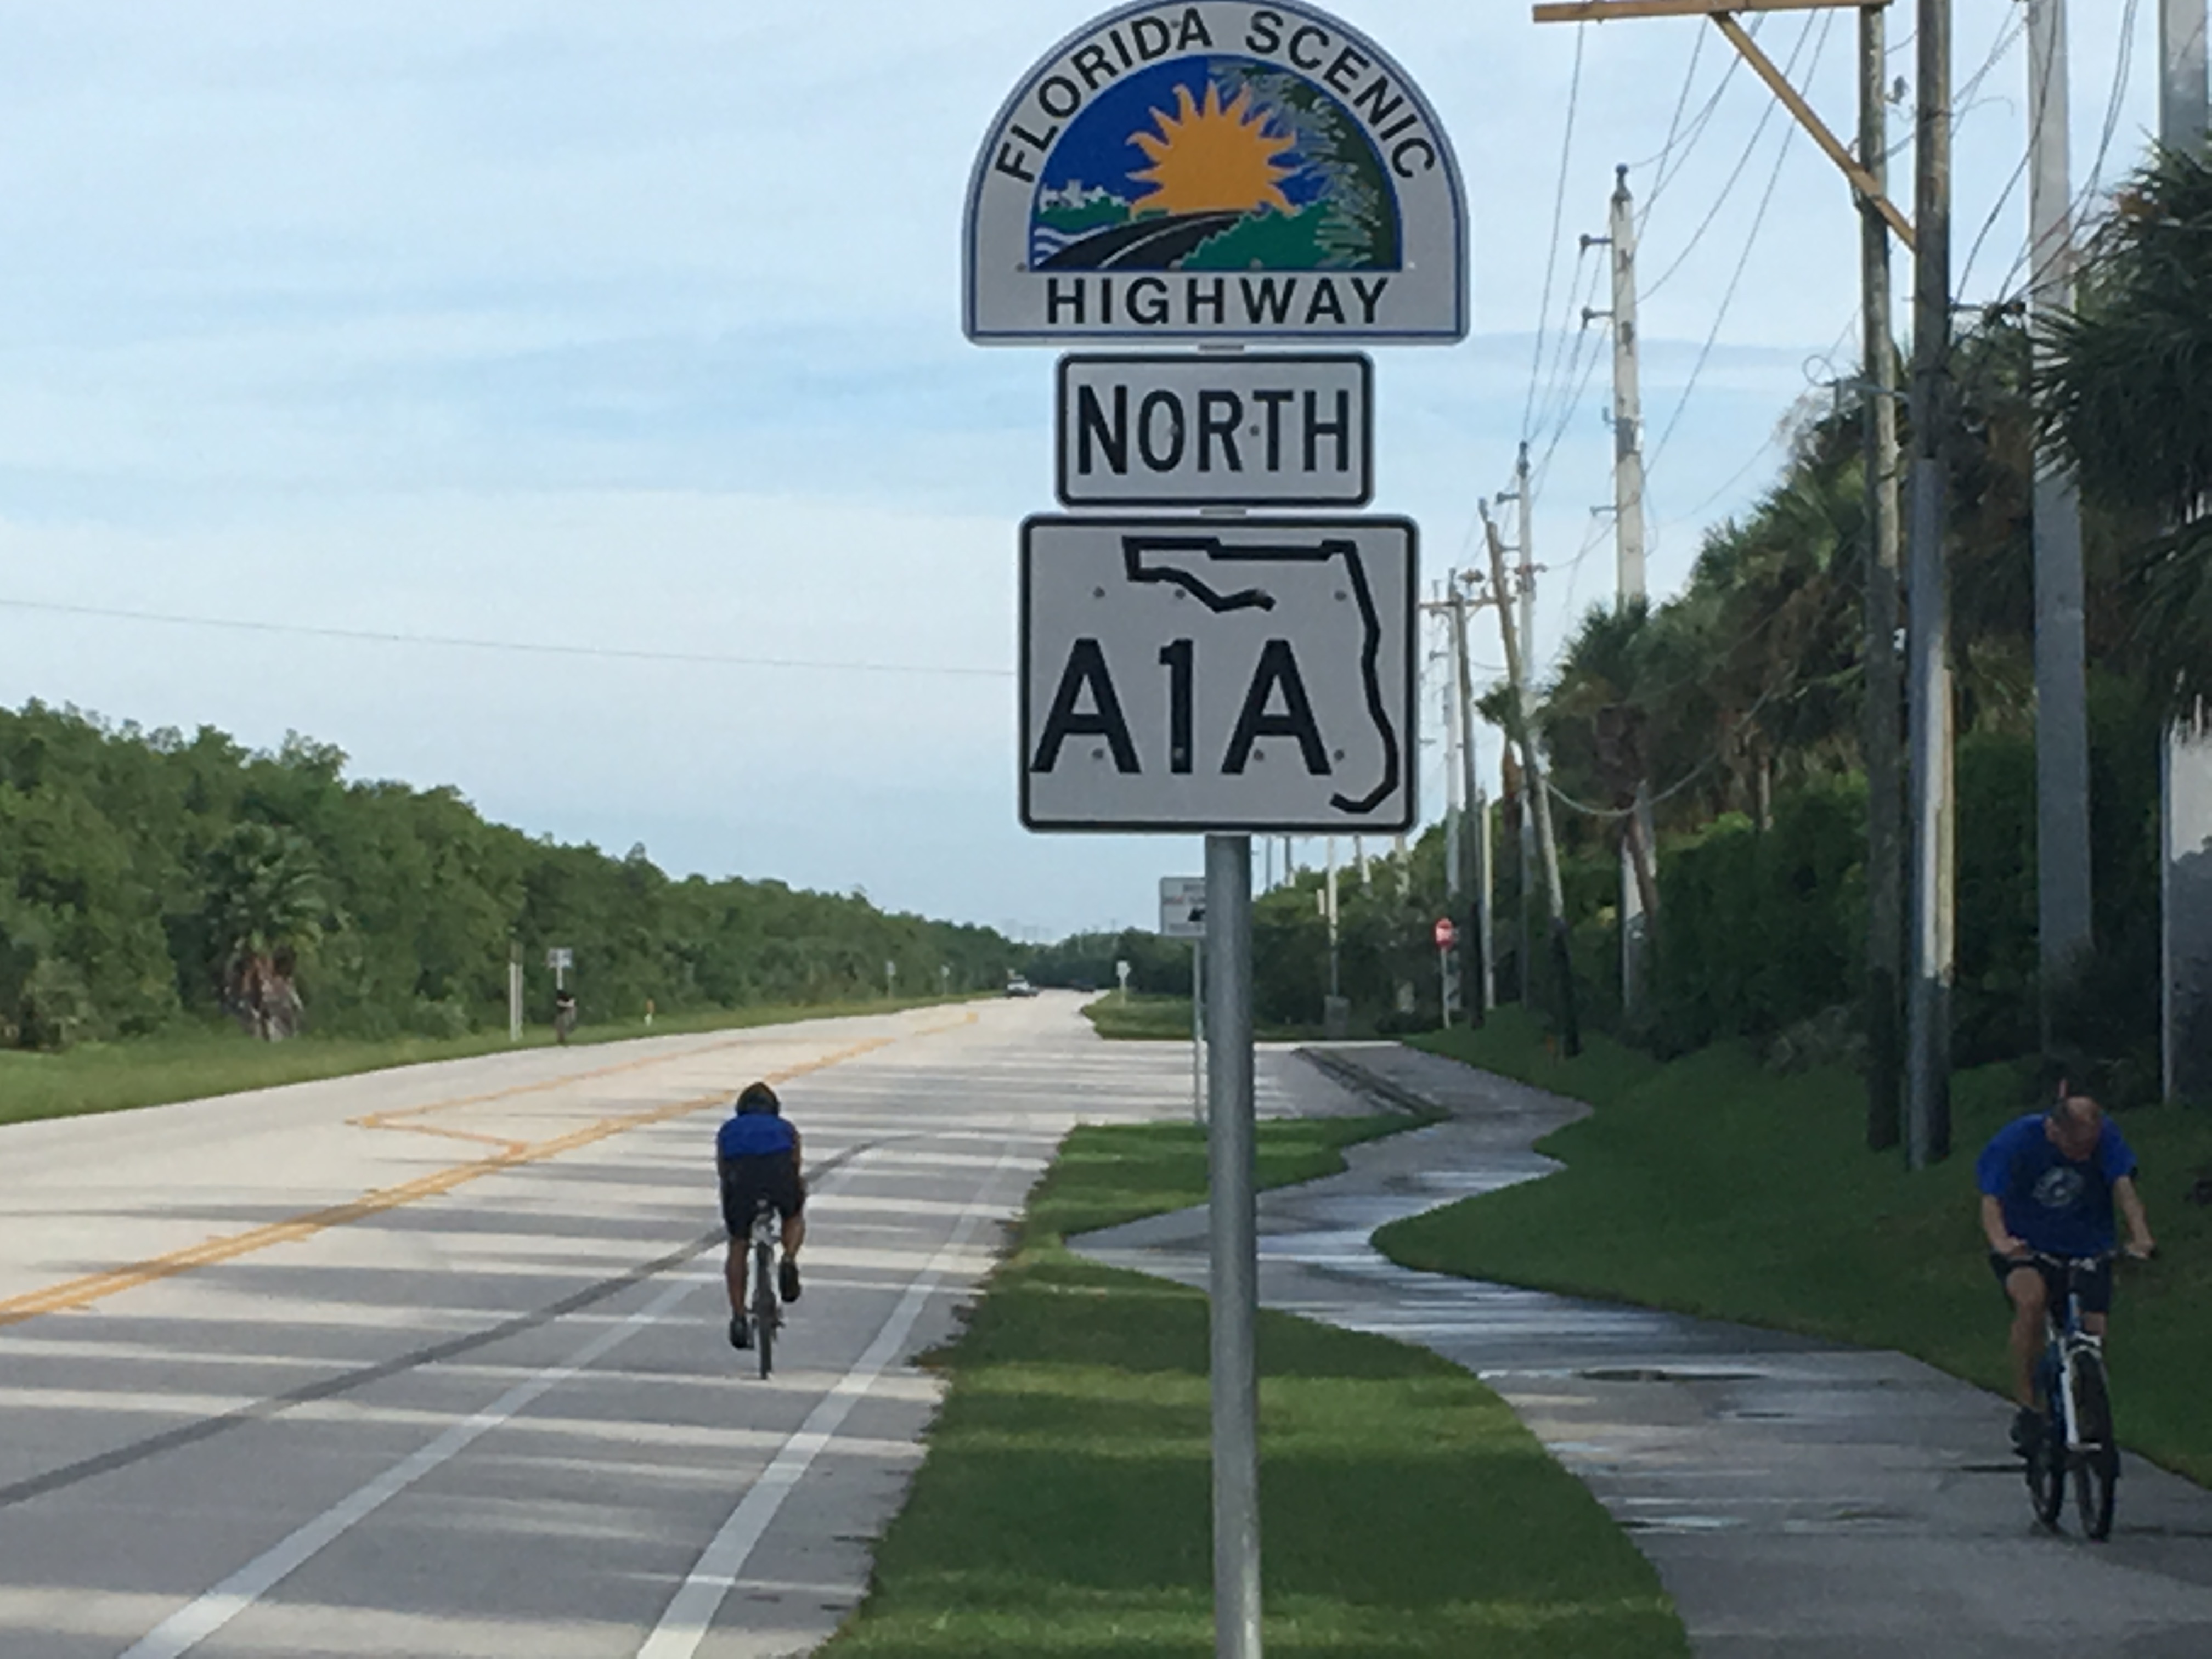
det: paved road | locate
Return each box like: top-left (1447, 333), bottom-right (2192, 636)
top-left (1081, 1045), bottom-right (2212, 1658)
top-left (0, 997), bottom-right (1364, 1658)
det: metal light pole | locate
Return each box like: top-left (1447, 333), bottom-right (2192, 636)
top-left (2029, 0), bottom-right (2095, 1031)
top-left (2162, 0), bottom-right (2210, 1103)
top-left (1203, 834), bottom-right (1260, 1659)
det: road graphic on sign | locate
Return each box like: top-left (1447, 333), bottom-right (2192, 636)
top-left (1120, 534), bottom-right (1399, 814)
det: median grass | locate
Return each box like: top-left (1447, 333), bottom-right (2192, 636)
top-left (0, 994), bottom-right (984, 1128)
top-left (1080, 992), bottom-right (1308, 1043)
top-left (1378, 1007), bottom-right (2212, 1488)
top-left (822, 1115), bottom-right (1689, 1658)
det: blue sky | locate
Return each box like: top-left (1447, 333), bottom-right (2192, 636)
top-left (0, 1), bottom-right (2168, 939)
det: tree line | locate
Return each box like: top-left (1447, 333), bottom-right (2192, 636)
top-left (0, 702), bottom-right (1024, 1049)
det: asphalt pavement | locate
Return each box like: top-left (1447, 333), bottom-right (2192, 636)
top-left (0, 997), bottom-right (1364, 1658)
top-left (1079, 1042), bottom-right (2212, 1658)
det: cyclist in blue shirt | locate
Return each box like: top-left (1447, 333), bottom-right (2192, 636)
top-left (1977, 1088), bottom-right (2155, 1453)
top-left (717, 1081), bottom-right (806, 1350)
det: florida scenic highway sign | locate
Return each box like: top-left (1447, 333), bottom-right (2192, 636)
top-left (964, 1), bottom-right (1468, 343)
top-left (1020, 516), bottom-right (1415, 832)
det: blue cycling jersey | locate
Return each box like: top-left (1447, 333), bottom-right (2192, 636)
top-left (1975, 1113), bottom-right (2136, 1256)
top-left (717, 1112), bottom-right (796, 1160)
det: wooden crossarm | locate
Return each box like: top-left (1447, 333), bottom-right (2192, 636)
top-left (1534, 0), bottom-right (1883, 21)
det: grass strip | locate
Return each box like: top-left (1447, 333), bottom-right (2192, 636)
top-left (0, 994), bottom-right (984, 1128)
top-left (1079, 993), bottom-right (1309, 1044)
top-left (822, 1115), bottom-right (1689, 1658)
top-left (1378, 1008), bottom-right (2212, 1488)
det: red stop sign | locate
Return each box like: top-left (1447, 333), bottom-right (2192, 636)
top-left (1433, 917), bottom-right (1458, 950)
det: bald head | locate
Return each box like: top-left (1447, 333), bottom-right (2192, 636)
top-left (2047, 1094), bottom-right (2105, 1160)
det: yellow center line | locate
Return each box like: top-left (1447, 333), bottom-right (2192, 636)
top-left (0, 1009), bottom-right (980, 1329)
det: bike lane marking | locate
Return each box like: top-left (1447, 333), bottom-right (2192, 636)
top-left (0, 1012), bottom-right (978, 1330)
top-left (634, 1136), bottom-right (1027, 1659)
top-left (114, 1266), bottom-right (719, 1659)
top-left (108, 1136), bottom-right (915, 1659)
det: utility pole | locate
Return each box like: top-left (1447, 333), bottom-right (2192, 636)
top-left (1604, 165), bottom-right (1647, 605)
top-left (2028, 0), bottom-right (2095, 1036)
top-left (1439, 621), bottom-right (1465, 1026)
top-left (1454, 575), bottom-right (1491, 1019)
top-left (1516, 443), bottom-right (1538, 1006)
top-left (2163, 0), bottom-right (2210, 1104)
top-left (1861, 1), bottom-right (1906, 1150)
top-left (1907, 0), bottom-right (1955, 1167)
top-left (1587, 166), bottom-right (1653, 1019)
top-left (1485, 501), bottom-right (1579, 1054)
top-left (2164, 0), bottom-right (2210, 148)
top-left (1324, 834), bottom-right (1342, 1027)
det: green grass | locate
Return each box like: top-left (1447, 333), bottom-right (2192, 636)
top-left (821, 1115), bottom-right (1689, 1658)
top-left (0, 994), bottom-right (986, 1128)
top-left (1079, 993), bottom-right (1310, 1044)
top-left (1378, 1007), bottom-right (2212, 1488)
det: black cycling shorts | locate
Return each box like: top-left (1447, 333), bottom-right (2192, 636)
top-left (1990, 1252), bottom-right (2113, 1317)
top-left (720, 1153), bottom-right (804, 1234)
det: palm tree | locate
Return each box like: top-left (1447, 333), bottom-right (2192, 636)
top-left (206, 823), bottom-right (325, 1040)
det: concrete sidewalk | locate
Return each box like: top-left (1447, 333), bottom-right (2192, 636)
top-left (1076, 1045), bottom-right (2212, 1658)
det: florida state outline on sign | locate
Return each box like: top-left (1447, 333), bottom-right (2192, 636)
top-left (965, 2), bottom-right (1468, 343)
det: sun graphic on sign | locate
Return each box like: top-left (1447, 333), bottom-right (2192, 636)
top-left (1128, 83), bottom-right (1298, 217)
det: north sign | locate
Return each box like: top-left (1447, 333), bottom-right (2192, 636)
top-left (966, 2), bottom-right (1468, 343)
top-left (1020, 514), bottom-right (1416, 832)
top-left (1057, 352), bottom-right (1372, 507)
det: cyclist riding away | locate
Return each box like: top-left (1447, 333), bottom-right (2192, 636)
top-left (716, 1081), bottom-right (806, 1350)
top-left (1977, 1085), bottom-right (2156, 1455)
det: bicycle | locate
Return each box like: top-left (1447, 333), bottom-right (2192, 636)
top-left (738, 1197), bottom-right (785, 1380)
top-left (553, 999), bottom-right (578, 1045)
top-left (2021, 1250), bottom-right (2121, 1540)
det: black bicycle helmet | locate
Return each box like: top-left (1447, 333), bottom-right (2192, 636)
top-left (735, 1081), bottom-right (781, 1116)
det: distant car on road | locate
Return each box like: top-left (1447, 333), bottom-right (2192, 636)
top-left (1004, 978), bottom-right (1039, 998)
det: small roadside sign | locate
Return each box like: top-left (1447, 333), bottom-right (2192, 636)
top-left (545, 947), bottom-right (574, 971)
top-left (1160, 875), bottom-right (1208, 938)
top-left (1021, 515), bottom-right (1416, 832)
top-left (1057, 353), bottom-right (1372, 507)
top-left (1432, 917), bottom-right (1457, 951)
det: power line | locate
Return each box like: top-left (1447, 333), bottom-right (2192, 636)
top-left (1523, 22), bottom-right (1588, 442)
top-left (0, 597), bottom-right (1013, 680)
top-left (1649, 10), bottom-right (1838, 476)
top-left (1641, 13), bottom-right (1823, 302)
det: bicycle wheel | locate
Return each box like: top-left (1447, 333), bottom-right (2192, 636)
top-left (753, 1237), bottom-right (776, 1380)
top-left (2070, 1357), bottom-right (2118, 1541)
top-left (2028, 1421), bottom-right (2067, 1530)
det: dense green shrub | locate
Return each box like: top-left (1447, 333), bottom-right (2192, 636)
top-left (0, 702), bottom-right (1020, 1049)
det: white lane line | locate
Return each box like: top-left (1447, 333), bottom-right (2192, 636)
top-left (117, 1147), bottom-right (878, 1659)
top-left (118, 1271), bottom-right (709, 1659)
top-left (635, 1142), bottom-right (1026, 1659)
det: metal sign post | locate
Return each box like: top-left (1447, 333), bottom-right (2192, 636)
top-left (1204, 833), bottom-right (1260, 1653)
top-left (966, 7), bottom-right (1465, 1648)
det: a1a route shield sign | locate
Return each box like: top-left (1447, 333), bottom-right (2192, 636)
top-left (1021, 515), bottom-right (1415, 832)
